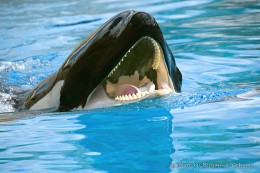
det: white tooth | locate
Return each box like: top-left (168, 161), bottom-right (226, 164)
top-left (141, 92), bottom-right (146, 97)
top-left (132, 93), bottom-right (137, 99)
top-left (122, 95), bottom-right (126, 101)
top-left (119, 96), bottom-right (122, 100)
top-left (137, 92), bottom-right (141, 98)
top-left (128, 94), bottom-right (133, 100)
top-left (125, 95), bottom-right (129, 100)
top-left (149, 84), bottom-right (155, 92)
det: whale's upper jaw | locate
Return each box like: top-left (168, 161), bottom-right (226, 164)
top-left (105, 36), bottom-right (174, 98)
top-left (24, 10), bottom-right (182, 111)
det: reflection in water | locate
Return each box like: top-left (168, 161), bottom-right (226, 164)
top-left (0, 109), bottom-right (174, 172)
top-left (76, 109), bottom-right (174, 172)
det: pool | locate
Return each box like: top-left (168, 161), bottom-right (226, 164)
top-left (0, 0), bottom-right (259, 172)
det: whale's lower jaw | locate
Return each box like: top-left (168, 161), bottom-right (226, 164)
top-left (77, 83), bottom-right (172, 110)
top-left (77, 36), bottom-right (174, 110)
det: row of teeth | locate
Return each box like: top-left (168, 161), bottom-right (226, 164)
top-left (115, 91), bottom-right (150, 101)
top-left (107, 36), bottom-right (161, 77)
top-left (107, 50), bottom-right (127, 77)
top-left (115, 83), bottom-right (155, 101)
top-left (151, 39), bottom-right (161, 70)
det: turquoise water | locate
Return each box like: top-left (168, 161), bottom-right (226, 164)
top-left (0, 0), bottom-right (259, 172)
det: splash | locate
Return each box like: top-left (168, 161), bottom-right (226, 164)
top-left (0, 92), bottom-right (15, 112)
top-left (0, 55), bottom-right (55, 113)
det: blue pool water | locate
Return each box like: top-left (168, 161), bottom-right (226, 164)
top-left (0, 0), bottom-right (259, 172)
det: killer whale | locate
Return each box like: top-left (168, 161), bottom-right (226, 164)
top-left (24, 10), bottom-right (182, 111)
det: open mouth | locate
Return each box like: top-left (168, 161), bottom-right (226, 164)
top-left (84, 36), bottom-right (174, 109)
top-left (102, 36), bottom-right (174, 101)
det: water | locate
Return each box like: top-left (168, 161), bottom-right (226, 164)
top-left (0, 0), bottom-right (259, 172)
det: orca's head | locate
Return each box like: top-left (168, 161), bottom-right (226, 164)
top-left (25, 10), bottom-right (182, 111)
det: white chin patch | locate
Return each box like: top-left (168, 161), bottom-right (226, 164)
top-left (30, 80), bottom-right (64, 110)
top-left (78, 84), bottom-right (120, 110)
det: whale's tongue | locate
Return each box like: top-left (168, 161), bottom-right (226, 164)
top-left (114, 84), bottom-right (140, 97)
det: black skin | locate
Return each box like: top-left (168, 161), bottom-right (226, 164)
top-left (24, 10), bottom-right (182, 112)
